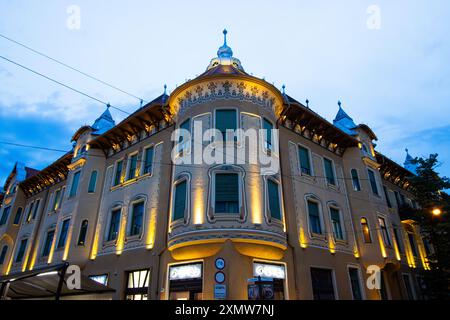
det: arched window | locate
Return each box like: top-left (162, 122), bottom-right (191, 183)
top-left (77, 220), bottom-right (89, 246)
top-left (0, 245), bottom-right (8, 265)
top-left (88, 170), bottom-right (98, 193)
top-left (360, 218), bottom-right (372, 243)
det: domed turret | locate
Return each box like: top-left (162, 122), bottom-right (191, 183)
top-left (207, 29), bottom-right (244, 71)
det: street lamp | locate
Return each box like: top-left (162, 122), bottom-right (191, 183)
top-left (432, 208), bottom-right (442, 217)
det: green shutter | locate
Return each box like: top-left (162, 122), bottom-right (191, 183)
top-left (173, 181), bottom-right (187, 221)
top-left (216, 110), bottom-right (237, 136)
top-left (298, 146), bottom-right (311, 174)
top-left (268, 180), bottom-right (281, 220)
top-left (215, 173), bottom-right (239, 202)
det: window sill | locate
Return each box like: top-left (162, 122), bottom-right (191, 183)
top-left (110, 172), bottom-right (154, 191)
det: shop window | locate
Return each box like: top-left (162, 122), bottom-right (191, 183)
top-left (169, 263), bottom-right (203, 300)
top-left (89, 274), bottom-right (108, 286)
top-left (125, 269), bottom-right (150, 300)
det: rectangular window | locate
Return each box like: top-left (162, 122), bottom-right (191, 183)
top-left (143, 146), bottom-right (154, 175)
top-left (129, 202), bottom-right (144, 236)
top-left (268, 180), bottom-right (281, 220)
top-left (178, 119), bottom-right (190, 155)
top-left (13, 207), bottom-right (23, 225)
top-left (173, 181), bottom-right (187, 221)
top-left (351, 169), bottom-right (361, 191)
top-left (403, 274), bottom-right (416, 300)
top-left (308, 201), bottom-right (322, 234)
top-left (57, 219), bottom-right (70, 249)
top-left (26, 202), bottom-right (35, 222)
top-left (298, 146), bottom-right (312, 175)
top-left (408, 233), bottom-right (418, 257)
top-left (77, 220), bottom-right (89, 246)
top-left (378, 217), bottom-right (391, 246)
top-left (368, 169), bottom-right (379, 195)
top-left (69, 171), bottom-right (81, 197)
top-left (127, 154), bottom-right (138, 180)
top-left (125, 269), bottom-right (150, 300)
top-left (216, 110), bottom-right (237, 141)
top-left (215, 173), bottom-right (239, 214)
top-left (310, 268), bottom-right (335, 300)
top-left (107, 209), bottom-right (121, 241)
top-left (114, 160), bottom-right (123, 186)
top-left (383, 186), bottom-right (392, 208)
top-left (393, 226), bottom-right (404, 253)
top-left (323, 158), bottom-right (336, 186)
top-left (0, 206), bottom-right (11, 225)
top-left (88, 171), bottom-right (98, 193)
top-left (52, 189), bottom-right (61, 211)
top-left (15, 239), bottom-right (28, 263)
top-left (42, 230), bottom-right (55, 257)
top-left (263, 118), bottom-right (273, 150)
top-left (394, 191), bottom-right (401, 208)
top-left (330, 208), bottom-right (344, 240)
top-left (32, 199), bottom-right (40, 220)
top-left (348, 267), bottom-right (363, 300)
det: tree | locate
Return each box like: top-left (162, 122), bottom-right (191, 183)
top-left (409, 154), bottom-right (450, 300)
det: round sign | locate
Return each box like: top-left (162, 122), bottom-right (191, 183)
top-left (215, 271), bottom-right (226, 284)
top-left (215, 258), bottom-right (225, 270)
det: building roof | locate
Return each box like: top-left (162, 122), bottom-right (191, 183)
top-left (403, 148), bottom-right (418, 175)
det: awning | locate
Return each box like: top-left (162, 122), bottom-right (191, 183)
top-left (0, 263), bottom-right (115, 300)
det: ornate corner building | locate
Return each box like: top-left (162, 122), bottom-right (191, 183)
top-left (0, 31), bottom-right (430, 300)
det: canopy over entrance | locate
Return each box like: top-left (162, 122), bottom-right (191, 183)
top-left (0, 263), bottom-right (114, 300)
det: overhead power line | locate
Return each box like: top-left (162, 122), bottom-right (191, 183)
top-left (0, 32), bottom-right (147, 104)
top-left (0, 55), bottom-right (131, 115)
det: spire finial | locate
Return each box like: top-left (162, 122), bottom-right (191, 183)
top-left (406, 148), bottom-right (409, 154)
top-left (106, 103), bottom-right (111, 109)
top-left (164, 84), bottom-right (167, 95)
top-left (338, 100), bottom-right (342, 108)
top-left (306, 99), bottom-right (309, 107)
top-left (223, 29), bottom-right (228, 45)
top-left (282, 84), bottom-right (286, 95)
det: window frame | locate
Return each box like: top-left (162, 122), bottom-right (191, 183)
top-left (263, 117), bottom-right (274, 152)
top-left (77, 219), bottom-right (89, 246)
top-left (56, 218), bottom-right (71, 249)
top-left (310, 266), bottom-right (338, 300)
top-left (15, 238), bottom-right (28, 263)
top-left (113, 159), bottom-right (124, 187)
top-left (298, 144), bottom-right (313, 177)
top-left (350, 169), bottom-right (361, 191)
top-left (266, 177), bottom-right (283, 222)
top-left (69, 170), bottom-right (81, 198)
top-left (105, 206), bottom-right (122, 243)
top-left (171, 177), bottom-right (189, 225)
top-left (378, 216), bottom-right (392, 247)
top-left (347, 265), bottom-right (365, 300)
top-left (141, 145), bottom-right (155, 176)
top-left (367, 168), bottom-right (380, 196)
top-left (127, 198), bottom-right (146, 238)
top-left (360, 217), bottom-right (372, 243)
top-left (88, 170), bottom-right (98, 193)
top-left (42, 228), bottom-right (56, 257)
top-left (0, 206), bottom-right (11, 226)
top-left (0, 245), bottom-right (8, 265)
top-left (214, 108), bottom-right (239, 143)
top-left (213, 172), bottom-right (241, 215)
top-left (328, 204), bottom-right (345, 241)
top-left (322, 156), bottom-right (337, 187)
top-left (306, 196), bottom-right (324, 237)
top-left (126, 152), bottom-right (139, 181)
top-left (13, 207), bottom-right (23, 225)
